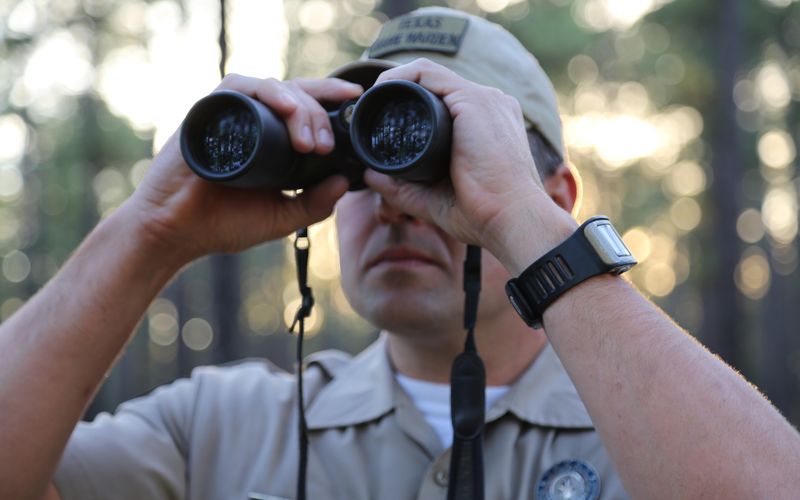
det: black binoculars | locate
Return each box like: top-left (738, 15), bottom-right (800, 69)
top-left (179, 80), bottom-right (452, 190)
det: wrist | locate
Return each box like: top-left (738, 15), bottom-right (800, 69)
top-left (113, 198), bottom-right (197, 273)
top-left (485, 196), bottom-right (578, 276)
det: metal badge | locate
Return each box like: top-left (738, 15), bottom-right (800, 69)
top-left (536, 459), bottom-right (601, 500)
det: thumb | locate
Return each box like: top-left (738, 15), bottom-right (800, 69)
top-left (280, 175), bottom-right (349, 231)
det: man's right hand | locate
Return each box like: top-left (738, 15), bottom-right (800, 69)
top-left (128, 75), bottom-right (362, 263)
top-left (0, 75), bottom-right (362, 500)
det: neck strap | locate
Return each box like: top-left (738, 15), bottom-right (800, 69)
top-left (447, 244), bottom-right (485, 500)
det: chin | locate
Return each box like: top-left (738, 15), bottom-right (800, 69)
top-left (347, 286), bottom-right (462, 335)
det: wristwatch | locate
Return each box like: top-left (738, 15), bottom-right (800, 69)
top-left (506, 216), bottom-right (637, 329)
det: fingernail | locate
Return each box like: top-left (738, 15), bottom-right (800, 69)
top-left (302, 125), bottom-right (313, 145)
top-left (318, 128), bottom-right (333, 148)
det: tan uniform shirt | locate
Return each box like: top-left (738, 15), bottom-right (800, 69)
top-left (54, 337), bottom-right (628, 499)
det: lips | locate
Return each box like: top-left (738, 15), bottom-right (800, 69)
top-left (365, 246), bottom-right (442, 271)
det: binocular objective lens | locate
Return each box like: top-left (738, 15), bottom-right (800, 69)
top-left (201, 110), bottom-right (258, 174)
top-left (368, 100), bottom-right (432, 167)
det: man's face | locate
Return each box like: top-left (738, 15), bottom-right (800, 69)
top-left (335, 189), bottom-right (514, 336)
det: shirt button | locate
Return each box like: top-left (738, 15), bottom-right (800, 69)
top-left (434, 469), bottom-right (449, 487)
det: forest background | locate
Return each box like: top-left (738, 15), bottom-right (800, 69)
top-left (2, 0), bottom-right (800, 425)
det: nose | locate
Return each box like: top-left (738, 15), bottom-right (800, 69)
top-left (375, 194), bottom-right (416, 225)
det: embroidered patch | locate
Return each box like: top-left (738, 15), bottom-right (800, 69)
top-left (367, 13), bottom-right (469, 59)
top-left (536, 459), bottom-right (601, 500)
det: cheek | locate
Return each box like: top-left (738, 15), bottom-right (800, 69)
top-left (335, 204), bottom-right (369, 298)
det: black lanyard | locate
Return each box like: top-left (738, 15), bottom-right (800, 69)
top-left (289, 228), bottom-right (313, 500)
top-left (291, 233), bottom-right (486, 500)
top-left (448, 244), bottom-right (485, 500)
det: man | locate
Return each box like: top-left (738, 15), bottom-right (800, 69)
top-left (1, 7), bottom-right (798, 500)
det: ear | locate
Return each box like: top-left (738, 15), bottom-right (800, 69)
top-left (542, 163), bottom-right (578, 214)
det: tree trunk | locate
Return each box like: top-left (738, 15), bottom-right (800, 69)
top-left (701, 0), bottom-right (745, 371)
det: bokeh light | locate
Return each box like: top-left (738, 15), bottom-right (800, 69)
top-left (283, 297), bottom-right (324, 336)
top-left (0, 165), bottom-right (24, 203)
top-left (664, 161), bottom-right (706, 197)
top-left (756, 61), bottom-right (791, 111)
top-left (182, 317), bottom-right (214, 351)
top-left (573, 0), bottom-right (675, 32)
top-left (148, 298), bottom-right (179, 346)
top-left (735, 248), bottom-right (771, 300)
top-left (2, 250), bottom-right (31, 283)
top-left (0, 114), bottom-right (27, 164)
top-left (670, 197), bottom-right (702, 232)
top-left (567, 55), bottom-right (599, 85)
top-left (737, 208), bottom-right (766, 244)
top-left (644, 262), bottom-right (676, 297)
top-left (1, 297), bottom-right (24, 321)
top-left (622, 226), bottom-right (652, 262)
top-left (348, 16), bottom-right (382, 47)
top-left (477, 0), bottom-right (511, 13)
top-left (299, 0), bottom-right (336, 33)
top-left (762, 186), bottom-right (798, 244)
top-left (244, 294), bottom-right (281, 335)
top-left (758, 129), bottom-right (796, 169)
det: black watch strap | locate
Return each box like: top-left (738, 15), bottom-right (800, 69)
top-left (505, 216), bottom-right (636, 329)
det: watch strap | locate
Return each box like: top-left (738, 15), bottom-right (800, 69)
top-left (506, 216), bottom-right (635, 329)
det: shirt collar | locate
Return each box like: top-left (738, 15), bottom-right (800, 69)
top-left (306, 335), bottom-right (593, 430)
top-left (306, 335), bottom-right (395, 430)
top-left (488, 343), bottom-right (594, 429)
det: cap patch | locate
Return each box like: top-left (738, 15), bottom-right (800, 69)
top-left (368, 14), bottom-right (469, 59)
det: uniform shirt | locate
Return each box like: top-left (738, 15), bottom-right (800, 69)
top-left (54, 336), bottom-right (628, 499)
top-left (395, 373), bottom-right (510, 448)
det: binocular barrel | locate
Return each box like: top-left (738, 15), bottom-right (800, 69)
top-left (179, 81), bottom-right (452, 190)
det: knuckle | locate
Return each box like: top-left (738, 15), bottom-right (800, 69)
top-left (309, 108), bottom-right (328, 126)
top-left (220, 72), bottom-right (243, 87)
top-left (505, 94), bottom-right (521, 111)
top-left (414, 57), bottom-right (434, 68)
top-left (488, 87), bottom-right (506, 100)
top-left (290, 77), bottom-right (310, 88)
top-left (283, 80), bottom-right (303, 94)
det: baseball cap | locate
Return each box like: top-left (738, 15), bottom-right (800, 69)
top-left (329, 6), bottom-right (565, 159)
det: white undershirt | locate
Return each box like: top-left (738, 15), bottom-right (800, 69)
top-left (395, 373), bottom-right (510, 449)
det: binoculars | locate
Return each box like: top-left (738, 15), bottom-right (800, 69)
top-left (180, 80), bottom-right (452, 190)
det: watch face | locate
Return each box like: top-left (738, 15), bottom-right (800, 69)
top-left (583, 219), bottom-right (637, 268)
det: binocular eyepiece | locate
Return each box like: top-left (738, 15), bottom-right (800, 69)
top-left (180, 80), bottom-right (452, 190)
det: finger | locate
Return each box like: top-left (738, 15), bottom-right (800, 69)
top-left (293, 78), bottom-right (364, 102)
top-left (280, 82), bottom-right (319, 153)
top-left (364, 170), bottom-right (451, 228)
top-left (214, 76), bottom-right (362, 155)
top-left (374, 58), bottom-right (468, 98)
top-left (217, 75), bottom-right (316, 153)
top-left (216, 74), bottom-right (299, 115)
top-left (293, 88), bottom-right (335, 155)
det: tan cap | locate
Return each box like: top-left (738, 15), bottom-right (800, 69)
top-left (330, 6), bottom-right (564, 158)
